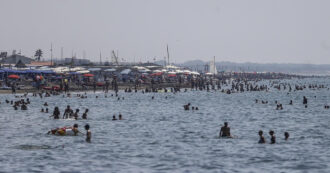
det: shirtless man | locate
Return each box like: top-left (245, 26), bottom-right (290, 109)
top-left (63, 105), bottom-right (73, 119)
top-left (219, 122), bottom-right (231, 137)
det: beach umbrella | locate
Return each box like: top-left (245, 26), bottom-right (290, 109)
top-left (104, 68), bottom-right (116, 72)
top-left (83, 73), bottom-right (94, 77)
top-left (168, 74), bottom-right (176, 77)
top-left (151, 72), bottom-right (163, 76)
top-left (8, 74), bottom-right (20, 79)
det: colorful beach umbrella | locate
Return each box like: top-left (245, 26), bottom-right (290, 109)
top-left (83, 73), bottom-right (94, 77)
top-left (8, 74), bottom-right (20, 79)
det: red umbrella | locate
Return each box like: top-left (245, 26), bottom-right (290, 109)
top-left (151, 72), bottom-right (163, 76)
top-left (83, 73), bottom-right (94, 77)
top-left (8, 74), bottom-right (20, 79)
top-left (168, 74), bottom-right (176, 77)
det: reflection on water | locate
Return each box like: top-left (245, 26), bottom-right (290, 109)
top-left (0, 78), bottom-right (330, 172)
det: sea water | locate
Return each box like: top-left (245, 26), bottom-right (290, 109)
top-left (0, 78), bottom-right (330, 173)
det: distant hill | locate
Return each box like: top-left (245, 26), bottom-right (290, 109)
top-left (177, 60), bottom-right (330, 75)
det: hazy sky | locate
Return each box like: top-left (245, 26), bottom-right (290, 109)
top-left (1, 0), bottom-right (330, 64)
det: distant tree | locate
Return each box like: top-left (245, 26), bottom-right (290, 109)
top-left (34, 49), bottom-right (43, 61)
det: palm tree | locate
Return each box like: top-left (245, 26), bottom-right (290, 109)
top-left (34, 49), bottom-right (43, 61)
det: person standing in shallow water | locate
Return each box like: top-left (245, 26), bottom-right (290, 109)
top-left (284, 132), bottom-right (289, 140)
top-left (269, 130), bottom-right (276, 144)
top-left (219, 122), bottom-right (231, 137)
top-left (258, 130), bottom-right (266, 143)
top-left (85, 124), bottom-right (91, 142)
top-left (82, 109), bottom-right (88, 119)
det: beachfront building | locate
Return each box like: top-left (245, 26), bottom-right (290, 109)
top-left (1, 54), bottom-right (34, 65)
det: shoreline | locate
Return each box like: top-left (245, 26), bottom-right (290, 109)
top-left (0, 83), bottom-right (190, 94)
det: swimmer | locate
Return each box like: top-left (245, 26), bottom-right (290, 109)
top-left (73, 109), bottom-right (79, 120)
top-left (82, 109), bottom-right (89, 119)
top-left (119, 114), bottom-right (122, 120)
top-left (41, 108), bottom-right (44, 112)
top-left (112, 115), bottom-right (117, 121)
top-left (284, 132), bottom-right (289, 140)
top-left (21, 103), bottom-right (27, 110)
top-left (44, 102), bottom-right (48, 106)
top-left (45, 108), bottom-right (49, 113)
top-left (50, 107), bottom-right (60, 119)
top-left (219, 122), bottom-right (231, 138)
top-left (269, 130), bottom-right (276, 144)
top-left (258, 130), bottom-right (266, 143)
top-left (85, 124), bottom-right (91, 142)
top-left (47, 124), bottom-right (82, 136)
top-left (66, 124), bottom-right (82, 136)
top-left (63, 105), bottom-right (73, 119)
top-left (303, 96), bottom-right (308, 104)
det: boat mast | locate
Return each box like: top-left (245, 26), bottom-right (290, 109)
top-left (214, 56), bottom-right (216, 75)
top-left (50, 43), bottom-right (53, 66)
top-left (166, 44), bottom-right (170, 66)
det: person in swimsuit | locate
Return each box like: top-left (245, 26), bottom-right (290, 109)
top-left (269, 130), bottom-right (276, 144)
top-left (47, 124), bottom-right (81, 136)
top-left (63, 105), bottom-right (73, 119)
top-left (50, 107), bottom-right (60, 119)
top-left (85, 124), bottom-right (91, 142)
top-left (73, 109), bottom-right (79, 120)
top-left (284, 132), bottom-right (289, 140)
top-left (219, 122), bottom-right (231, 137)
top-left (258, 130), bottom-right (266, 143)
top-left (82, 109), bottom-right (89, 119)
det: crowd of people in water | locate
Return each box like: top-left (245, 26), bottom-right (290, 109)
top-left (1, 76), bottom-right (329, 144)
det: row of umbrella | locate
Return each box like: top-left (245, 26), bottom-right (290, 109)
top-left (5, 73), bottom-right (95, 80)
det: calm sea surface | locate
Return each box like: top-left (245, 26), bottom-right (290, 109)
top-left (0, 78), bottom-right (330, 173)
